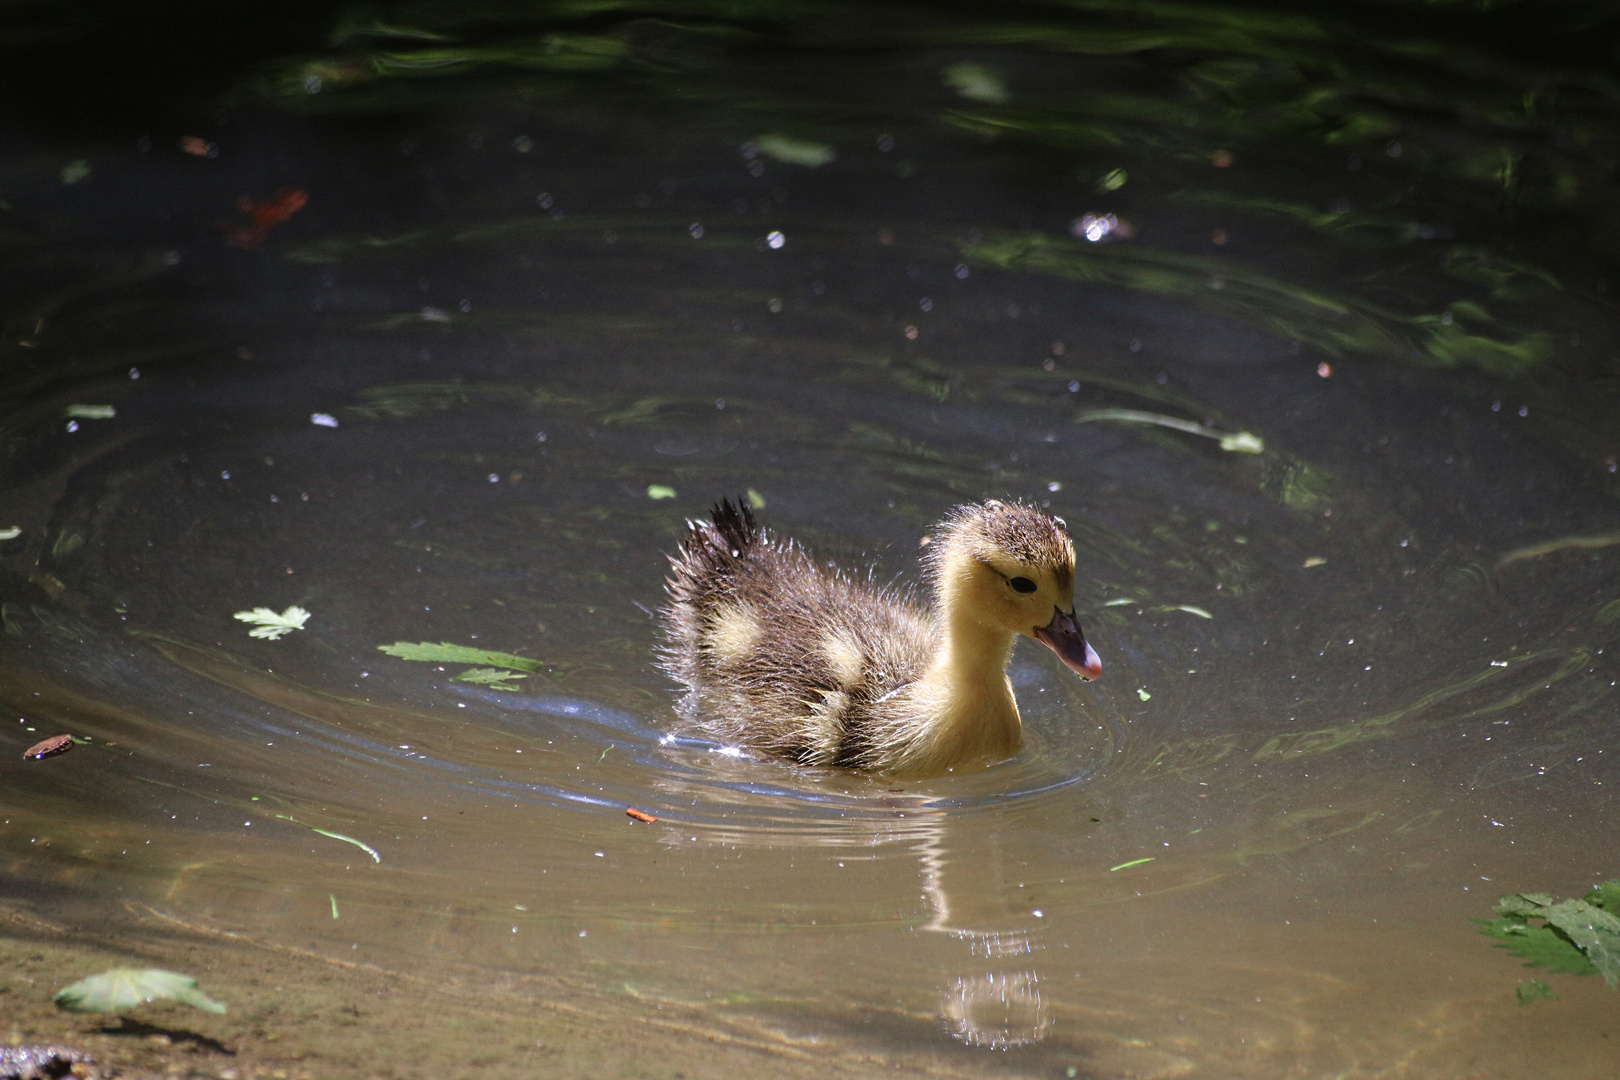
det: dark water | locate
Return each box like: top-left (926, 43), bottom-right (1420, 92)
top-left (3, 2), bottom-right (1619, 1076)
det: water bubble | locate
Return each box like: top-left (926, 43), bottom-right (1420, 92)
top-left (688, 222), bottom-right (704, 239)
top-left (766, 230), bottom-right (785, 249)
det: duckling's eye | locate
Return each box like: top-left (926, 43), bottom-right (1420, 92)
top-left (1008, 576), bottom-right (1037, 594)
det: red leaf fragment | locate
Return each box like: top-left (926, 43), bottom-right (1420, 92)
top-left (226, 188), bottom-right (308, 250)
top-left (23, 734), bottom-right (74, 760)
top-left (625, 807), bottom-right (657, 823)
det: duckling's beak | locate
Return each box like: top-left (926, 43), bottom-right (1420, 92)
top-left (1034, 607), bottom-right (1102, 681)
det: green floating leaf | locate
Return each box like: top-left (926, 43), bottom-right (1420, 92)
top-left (1543, 900), bottom-right (1620, 989)
top-left (65, 404), bottom-right (115, 419)
top-left (377, 641), bottom-right (542, 672)
top-left (234, 605), bottom-right (310, 640)
top-left (55, 968), bottom-right (227, 1014)
top-left (454, 666), bottom-right (529, 691)
top-left (1516, 978), bottom-right (1557, 1004)
top-left (647, 484), bottom-right (677, 500)
top-left (754, 134), bottom-right (836, 168)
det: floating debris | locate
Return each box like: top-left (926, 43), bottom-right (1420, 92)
top-left (625, 807), bottom-right (658, 823)
top-left (0, 527), bottom-right (19, 541)
top-left (22, 734), bottom-right (73, 761)
top-left (647, 484), bottom-right (677, 500)
top-left (943, 62), bottom-right (1008, 103)
top-left (1075, 408), bottom-right (1262, 453)
top-left (1303, 557), bottom-right (1327, 567)
top-left (1110, 857), bottom-right (1155, 872)
top-left (746, 488), bottom-right (767, 509)
top-left (754, 134), bottom-right (836, 168)
top-left (55, 968), bottom-right (227, 1014)
top-left (1498, 531), bottom-right (1620, 568)
top-left (64, 404), bottom-right (114, 419)
top-left (234, 605), bottom-right (310, 640)
top-left (227, 188), bottom-right (308, 250)
top-left (274, 814), bottom-right (381, 863)
top-left (453, 666), bottom-right (528, 692)
top-left (59, 160), bottom-right (90, 185)
top-left (311, 412), bottom-right (340, 427)
top-left (178, 136), bottom-right (216, 157)
top-left (378, 641), bottom-right (542, 671)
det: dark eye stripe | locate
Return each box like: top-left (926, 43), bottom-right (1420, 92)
top-left (1009, 576), bottom-right (1037, 593)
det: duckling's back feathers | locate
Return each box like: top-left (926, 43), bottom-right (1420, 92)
top-left (659, 500), bottom-right (932, 767)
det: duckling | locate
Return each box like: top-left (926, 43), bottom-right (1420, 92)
top-left (659, 498), bottom-right (1101, 776)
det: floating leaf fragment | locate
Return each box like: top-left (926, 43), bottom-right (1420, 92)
top-left (226, 188), bottom-right (307, 250)
top-left (754, 134), bottom-right (836, 168)
top-left (0, 526), bottom-right (19, 540)
top-left (1075, 408), bottom-right (1263, 453)
top-left (1303, 557), bottom-right (1327, 567)
top-left (1095, 168), bottom-right (1127, 192)
top-left (1109, 857), bottom-right (1155, 872)
top-left (626, 807), bottom-right (658, 823)
top-left (454, 666), bottom-right (529, 691)
top-left (746, 488), bottom-right (767, 509)
top-left (1497, 531), bottom-right (1620, 568)
top-left (1137, 688), bottom-right (1151, 701)
top-left (55, 968), bottom-right (226, 1014)
top-left (377, 641), bottom-right (542, 671)
top-left (65, 404), bottom-right (115, 419)
top-left (60, 160), bottom-right (90, 185)
top-left (234, 605), bottom-right (310, 640)
top-left (274, 814), bottom-right (380, 862)
top-left (311, 412), bottom-right (339, 427)
top-left (1172, 605), bottom-right (1213, 618)
top-left (943, 62), bottom-right (1009, 103)
top-left (647, 484), bottom-right (677, 500)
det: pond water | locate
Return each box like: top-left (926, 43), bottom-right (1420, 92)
top-left (2, 3), bottom-right (1618, 1076)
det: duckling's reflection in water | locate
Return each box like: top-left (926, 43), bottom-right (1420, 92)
top-left (915, 822), bottom-right (1052, 1049)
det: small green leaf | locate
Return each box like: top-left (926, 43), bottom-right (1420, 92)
top-left (60, 159), bottom-right (90, 185)
top-left (234, 605), bottom-right (310, 640)
top-left (746, 488), bottom-right (767, 509)
top-left (754, 134), bottom-right (836, 168)
top-left (1095, 168), bottom-right (1127, 193)
top-left (1516, 978), bottom-right (1557, 1004)
top-left (65, 404), bottom-right (116, 419)
top-left (454, 667), bottom-right (529, 691)
top-left (1137, 688), bottom-right (1151, 701)
top-left (377, 641), bottom-right (542, 672)
top-left (647, 484), bottom-right (677, 500)
top-left (55, 968), bottom-right (226, 1014)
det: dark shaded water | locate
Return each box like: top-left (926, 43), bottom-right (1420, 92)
top-left (3, 2), bottom-right (1618, 1076)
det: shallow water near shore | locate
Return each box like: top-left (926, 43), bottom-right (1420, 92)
top-left (3, 3), bottom-right (1619, 1076)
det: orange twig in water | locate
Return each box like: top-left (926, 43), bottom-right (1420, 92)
top-left (226, 188), bottom-right (308, 250)
top-left (625, 807), bottom-right (658, 823)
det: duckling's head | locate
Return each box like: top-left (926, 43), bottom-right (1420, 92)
top-left (928, 499), bottom-right (1102, 681)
